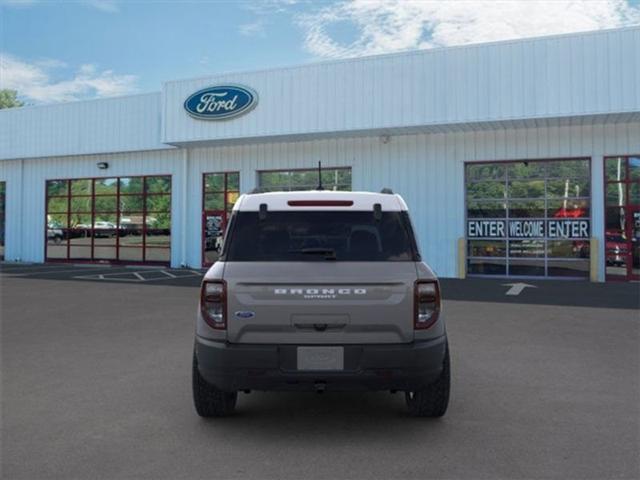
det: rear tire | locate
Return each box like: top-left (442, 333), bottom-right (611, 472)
top-left (405, 344), bottom-right (450, 417)
top-left (192, 351), bottom-right (237, 417)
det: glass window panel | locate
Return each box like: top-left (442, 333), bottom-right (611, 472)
top-left (336, 169), bottom-right (352, 186)
top-left (70, 197), bottom-right (92, 213)
top-left (290, 171), bottom-right (316, 187)
top-left (508, 240), bottom-right (546, 258)
top-left (146, 213), bottom-right (170, 229)
top-left (548, 240), bottom-right (590, 259)
top-left (258, 169), bottom-right (351, 192)
top-left (467, 259), bottom-right (506, 275)
top-left (0, 182), bottom-right (5, 195)
top-left (94, 195), bottom-right (117, 212)
top-left (508, 180), bottom-right (545, 198)
top-left (119, 177), bottom-right (144, 194)
top-left (69, 245), bottom-right (92, 260)
top-left (70, 179), bottom-right (92, 195)
top-left (466, 181), bottom-right (506, 200)
top-left (508, 200), bottom-right (545, 218)
top-left (606, 183), bottom-right (626, 206)
top-left (46, 229), bottom-right (66, 246)
top-left (145, 248), bottom-right (170, 263)
top-left (146, 194), bottom-right (171, 212)
top-left (227, 172), bottom-right (240, 191)
top-left (630, 157), bottom-right (640, 180)
top-left (226, 191), bottom-right (239, 207)
top-left (258, 172), bottom-right (287, 190)
top-left (120, 213), bottom-right (144, 227)
top-left (93, 231), bottom-right (117, 245)
top-left (47, 197), bottom-right (68, 213)
top-left (547, 160), bottom-right (589, 178)
top-left (68, 229), bottom-right (93, 245)
top-left (119, 230), bottom-right (143, 248)
top-left (508, 259), bottom-right (545, 276)
top-left (46, 233), bottom-right (68, 259)
top-left (547, 260), bottom-right (589, 278)
top-left (547, 179), bottom-right (590, 198)
top-left (93, 246), bottom-right (117, 260)
top-left (468, 240), bottom-right (506, 257)
top-left (47, 180), bottom-right (68, 196)
top-left (605, 229), bottom-right (628, 277)
top-left (466, 164), bottom-right (505, 181)
top-left (204, 173), bottom-right (224, 192)
top-left (204, 193), bottom-right (224, 210)
top-left (69, 214), bottom-right (92, 229)
top-left (94, 213), bottom-right (117, 225)
top-left (120, 195), bottom-right (144, 213)
top-left (605, 157), bottom-right (627, 181)
top-left (548, 199), bottom-right (590, 218)
top-left (118, 247), bottom-right (143, 261)
top-left (145, 176), bottom-right (171, 194)
top-left (467, 201), bottom-right (506, 218)
top-left (145, 230), bottom-right (171, 248)
top-left (47, 214), bottom-right (68, 229)
top-left (94, 178), bottom-right (118, 195)
top-left (630, 183), bottom-right (639, 205)
top-left (605, 208), bottom-right (626, 233)
top-left (507, 162), bottom-right (545, 179)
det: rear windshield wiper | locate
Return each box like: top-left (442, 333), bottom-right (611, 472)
top-left (288, 248), bottom-right (337, 260)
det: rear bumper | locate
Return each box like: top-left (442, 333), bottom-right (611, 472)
top-left (194, 335), bottom-right (447, 392)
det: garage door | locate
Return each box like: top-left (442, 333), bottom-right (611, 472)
top-left (46, 176), bottom-right (171, 264)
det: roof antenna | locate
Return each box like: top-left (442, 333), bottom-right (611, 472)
top-left (316, 161), bottom-right (324, 191)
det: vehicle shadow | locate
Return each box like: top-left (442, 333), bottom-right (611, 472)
top-left (191, 391), bottom-right (450, 442)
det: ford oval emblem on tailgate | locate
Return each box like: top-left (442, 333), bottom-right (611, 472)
top-left (184, 85), bottom-right (258, 120)
top-left (235, 311), bottom-right (255, 319)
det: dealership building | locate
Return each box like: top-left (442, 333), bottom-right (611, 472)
top-left (1, 27), bottom-right (639, 281)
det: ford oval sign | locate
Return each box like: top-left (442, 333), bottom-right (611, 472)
top-left (184, 85), bottom-right (258, 120)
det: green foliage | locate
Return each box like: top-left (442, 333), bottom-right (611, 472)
top-left (0, 90), bottom-right (24, 109)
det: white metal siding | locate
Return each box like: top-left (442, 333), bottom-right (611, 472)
top-left (1, 149), bottom-right (184, 264)
top-left (184, 121), bottom-right (639, 279)
top-left (163, 28), bottom-right (640, 145)
top-left (3, 122), bottom-right (639, 280)
top-left (0, 93), bottom-right (171, 161)
top-left (0, 160), bottom-right (23, 261)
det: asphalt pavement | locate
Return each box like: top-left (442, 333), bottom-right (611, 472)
top-left (1, 270), bottom-right (639, 479)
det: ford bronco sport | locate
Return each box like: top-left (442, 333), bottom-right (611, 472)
top-left (193, 190), bottom-right (450, 417)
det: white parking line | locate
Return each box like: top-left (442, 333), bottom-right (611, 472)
top-left (72, 269), bottom-right (203, 282)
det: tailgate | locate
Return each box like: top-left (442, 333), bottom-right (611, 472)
top-left (224, 262), bottom-right (417, 344)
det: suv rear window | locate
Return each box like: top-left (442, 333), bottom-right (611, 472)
top-left (223, 211), bottom-right (419, 261)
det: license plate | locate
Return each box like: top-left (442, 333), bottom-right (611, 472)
top-left (297, 346), bottom-right (344, 371)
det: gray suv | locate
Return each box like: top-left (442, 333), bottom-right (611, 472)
top-left (193, 190), bottom-right (450, 417)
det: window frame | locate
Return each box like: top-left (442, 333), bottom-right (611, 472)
top-left (44, 174), bottom-right (171, 265)
top-left (202, 171), bottom-right (240, 267)
top-left (603, 155), bottom-right (640, 281)
top-left (256, 166), bottom-right (352, 192)
top-left (464, 157), bottom-right (592, 279)
top-left (0, 181), bottom-right (5, 260)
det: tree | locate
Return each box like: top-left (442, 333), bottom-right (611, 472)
top-left (0, 90), bottom-right (24, 109)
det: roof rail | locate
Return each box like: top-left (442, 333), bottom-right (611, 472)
top-left (380, 188), bottom-right (394, 194)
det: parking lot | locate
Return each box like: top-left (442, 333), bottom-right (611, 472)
top-left (1, 263), bottom-right (639, 479)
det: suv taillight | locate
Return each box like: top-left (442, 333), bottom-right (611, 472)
top-left (414, 280), bottom-right (440, 330)
top-left (201, 280), bottom-right (226, 330)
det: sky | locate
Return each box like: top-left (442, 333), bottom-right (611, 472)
top-left (1, 0), bottom-right (640, 105)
